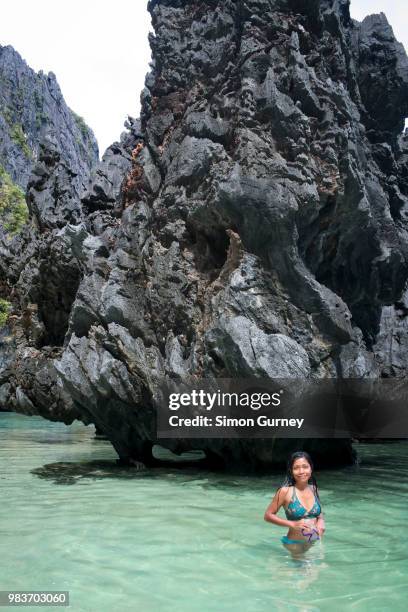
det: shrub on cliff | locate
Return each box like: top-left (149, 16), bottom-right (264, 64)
top-left (0, 298), bottom-right (11, 328)
top-left (0, 165), bottom-right (28, 234)
top-left (10, 123), bottom-right (33, 159)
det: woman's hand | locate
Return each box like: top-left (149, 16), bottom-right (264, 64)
top-left (316, 521), bottom-right (325, 538)
top-left (293, 520), bottom-right (312, 533)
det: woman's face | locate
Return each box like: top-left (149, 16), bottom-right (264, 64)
top-left (291, 457), bottom-right (312, 483)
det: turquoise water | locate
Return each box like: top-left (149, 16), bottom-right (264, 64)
top-left (0, 412), bottom-right (407, 612)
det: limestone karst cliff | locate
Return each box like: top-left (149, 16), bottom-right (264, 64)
top-left (0, 44), bottom-right (98, 412)
top-left (0, 44), bottom-right (99, 246)
top-left (1, 0), bottom-right (408, 470)
top-left (0, 45), bottom-right (98, 190)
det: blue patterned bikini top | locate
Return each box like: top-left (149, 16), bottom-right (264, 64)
top-left (284, 485), bottom-right (321, 520)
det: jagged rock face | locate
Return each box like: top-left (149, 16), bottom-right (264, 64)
top-left (2, 0), bottom-right (408, 469)
top-left (0, 126), bottom-right (135, 424)
top-left (0, 45), bottom-right (98, 191)
top-left (0, 45), bottom-right (99, 419)
top-left (0, 139), bottom-right (91, 423)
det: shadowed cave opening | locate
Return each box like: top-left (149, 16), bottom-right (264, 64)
top-left (186, 221), bottom-right (230, 280)
top-left (35, 264), bottom-right (81, 347)
top-left (152, 444), bottom-right (206, 463)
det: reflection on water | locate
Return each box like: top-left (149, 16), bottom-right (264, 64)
top-left (0, 412), bottom-right (407, 612)
top-left (31, 460), bottom-right (212, 486)
top-left (32, 460), bottom-right (142, 485)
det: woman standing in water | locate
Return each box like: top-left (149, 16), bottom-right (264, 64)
top-left (264, 451), bottom-right (325, 556)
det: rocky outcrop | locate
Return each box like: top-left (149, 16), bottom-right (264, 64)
top-left (2, 1), bottom-right (408, 470)
top-left (0, 126), bottom-right (134, 422)
top-left (0, 46), bottom-right (98, 416)
top-left (0, 45), bottom-right (98, 191)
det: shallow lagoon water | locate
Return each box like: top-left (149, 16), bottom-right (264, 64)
top-left (0, 412), bottom-right (407, 611)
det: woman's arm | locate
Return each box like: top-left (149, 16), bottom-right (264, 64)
top-left (316, 512), bottom-right (326, 537)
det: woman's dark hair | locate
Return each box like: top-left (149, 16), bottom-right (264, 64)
top-left (277, 451), bottom-right (320, 501)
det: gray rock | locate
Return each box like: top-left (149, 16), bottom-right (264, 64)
top-left (0, 45), bottom-right (98, 191)
top-left (4, 0), bottom-right (408, 470)
top-left (206, 316), bottom-right (311, 378)
top-left (26, 137), bottom-right (83, 230)
top-left (165, 135), bottom-right (225, 186)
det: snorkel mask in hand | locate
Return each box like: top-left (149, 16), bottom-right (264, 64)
top-left (301, 528), bottom-right (320, 542)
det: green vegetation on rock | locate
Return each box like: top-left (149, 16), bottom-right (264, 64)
top-left (73, 112), bottom-right (89, 139)
top-left (0, 298), bottom-right (11, 328)
top-left (1, 106), bottom-right (32, 157)
top-left (2, 105), bottom-right (14, 127)
top-left (35, 110), bottom-right (47, 130)
top-left (33, 90), bottom-right (43, 109)
top-left (33, 91), bottom-right (47, 130)
top-left (0, 165), bottom-right (29, 235)
top-left (10, 123), bottom-right (33, 159)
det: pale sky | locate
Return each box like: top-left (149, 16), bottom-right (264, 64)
top-left (0, 1), bottom-right (407, 157)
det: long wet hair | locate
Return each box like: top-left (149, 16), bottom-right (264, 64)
top-left (277, 451), bottom-right (321, 502)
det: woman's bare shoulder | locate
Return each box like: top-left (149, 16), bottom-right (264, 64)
top-left (276, 485), bottom-right (291, 500)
